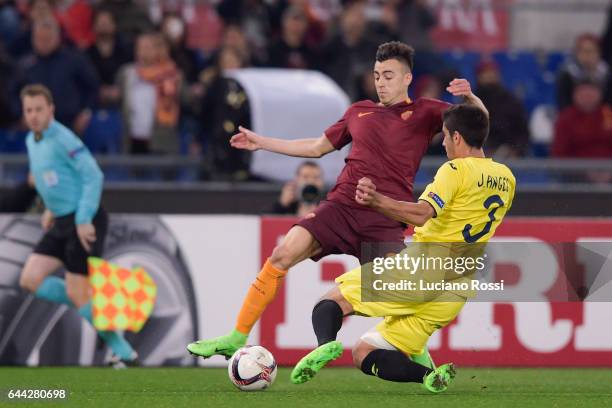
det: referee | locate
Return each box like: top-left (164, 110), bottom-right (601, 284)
top-left (18, 84), bottom-right (137, 367)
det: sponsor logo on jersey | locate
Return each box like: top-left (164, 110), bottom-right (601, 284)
top-left (358, 112), bottom-right (374, 118)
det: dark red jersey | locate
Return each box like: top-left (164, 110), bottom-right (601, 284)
top-left (324, 97), bottom-right (451, 208)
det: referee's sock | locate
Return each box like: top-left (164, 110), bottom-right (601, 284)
top-left (78, 302), bottom-right (136, 361)
top-left (34, 276), bottom-right (72, 306)
top-left (361, 349), bottom-right (432, 383)
top-left (312, 299), bottom-right (344, 346)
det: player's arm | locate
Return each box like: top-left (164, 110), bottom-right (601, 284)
top-left (446, 78), bottom-right (489, 117)
top-left (61, 136), bottom-right (104, 252)
top-left (355, 178), bottom-right (434, 227)
top-left (59, 134), bottom-right (104, 225)
top-left (230, 126), bottom-right (336, 158)
top-left (357, 162), bottom-right (461, 226)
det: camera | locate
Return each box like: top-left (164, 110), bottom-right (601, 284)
top-left (299, 184), bottom-right (321, 205)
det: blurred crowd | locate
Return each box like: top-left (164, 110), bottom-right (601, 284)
top-left (0, 0), bottom-right (611, 181)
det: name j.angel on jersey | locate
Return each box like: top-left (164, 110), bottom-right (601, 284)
top-left (477, 173), bottom-right (511, 192)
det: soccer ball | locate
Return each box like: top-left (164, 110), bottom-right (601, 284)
top-left (228, 345), bottom-right (277, 391)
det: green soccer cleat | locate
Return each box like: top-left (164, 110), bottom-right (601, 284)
top-left (290, 341), bottom-right (344, 384)
top-left (422, 363), bottom-right (457, 394)
top-left (186, 330), bottom-right (247, 359)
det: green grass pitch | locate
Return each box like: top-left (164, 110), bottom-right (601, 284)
top-left (1, 367), bottom-right (611, 408)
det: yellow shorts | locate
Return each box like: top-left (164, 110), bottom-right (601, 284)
top-left (336, 267), bottom-right (465, 356)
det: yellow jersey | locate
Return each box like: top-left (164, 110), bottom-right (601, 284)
top-left (413, 157), bottom-right (516, 243)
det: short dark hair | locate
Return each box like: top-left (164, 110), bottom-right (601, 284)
top-left (375, 41), bottom-right (415, 72)
top-left (296, 161), bottom-right (320, 175)
top-left (20, 84), bottom-right (54, 105)
top-left (443, 105), bottom-right (489, 148)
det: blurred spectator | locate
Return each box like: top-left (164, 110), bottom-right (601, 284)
top-left (0, 0), bottom-right (20, 49)
top-left (117, 32), bottom-right (182, 155)
top-left (266, 6), bottom-right (317, 69)
top-left (601, 6), bottom-right (612, 69)
top-left (0, 47), bottom-right (17, 128)
top-left (160, 12), bottom-right (202, 162)
top-left (268, 0), bottom-right (327, 49)
top-left (0, 174), bottom-right (37, 213)
top-left (98, 0), bottom-right (153, 47)
top-left (557, 34), bottom-right (612, 110)
top-left (320, 1), bottom-right (379, 100)
top-left (272, 161), bottom-right (324, 217)
top-left (220, 24), bottom-right (256, 67)
top-left (55, 0), bottom-right (95, 49)
top-left (413, 74), bottom-right (442, 99)
top-left (10, 17), bottom-right (99, 134)
top-left (394, 0), bottom-right (437, 52)
top-left (309, 0), bottom-right (342, 24)
top-left (182, 1), bottom-right (224, 54)
top-left (391, 0), bottom-right (447, 79)
top-left (161, 13), bottom-right (199, 84)
top-left (361, 0), bottom-right (398, 43)
top-left (198, 46), bottom-right (251, 181)
top-left (147, 0), bottom-right (196, 25)
top-left (216, 1), bottom-right (272, 64)
top-left (552, 79), bottom-right (612, 159)
top-left (7, 0), bottom-right (56, 58)
top-left (475, 60), bottom-right (529, 158)
top-left (86, 7), bottom-right (130, 107)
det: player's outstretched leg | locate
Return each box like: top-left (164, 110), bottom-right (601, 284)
top-left (355, 340), bottom-right (456, 393)
top-left (291, 340), bottom-right (343, 384)
top-left (188, 226), bottom-right (319, 359)
top-left (186, 257), bottom-right (286, 358)
top-left (185, 256), bottom-right (285, 359)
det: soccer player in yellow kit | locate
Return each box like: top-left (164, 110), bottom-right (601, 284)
top-left (291, 104), bottom-right (516, 393)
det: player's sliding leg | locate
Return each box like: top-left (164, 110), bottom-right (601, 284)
top-left (358, 294), bottom-right (466, 392)
top-left (291, 288), bottom-right (352, 384)
top-left (187, 226), bottom-right (321, 359)
top-left (65, 272), bottom-right (138, 366)
top-left (354, 339), bottom-right (455, 393)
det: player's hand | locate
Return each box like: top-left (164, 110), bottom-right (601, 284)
top-left (41, 209), bottom-right (54, 231)
top-left (72, 109), bottom-right (92, 136)
top-left (77, 223), bottom-right (97, 253)
top-left (230, 126), bottom-right (262, 151)
top-left (279, 181), bottom-right (297, 207)
top-left (446, 78), bottom-right (473, 97)
top-left (355, 177), bottom-right (378, 207)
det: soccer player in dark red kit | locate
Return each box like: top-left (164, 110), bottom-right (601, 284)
top-left (187, 42), bottom-right (488, 365)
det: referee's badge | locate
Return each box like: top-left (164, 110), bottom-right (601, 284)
top-left (42, 170), bottom-right (59, 187)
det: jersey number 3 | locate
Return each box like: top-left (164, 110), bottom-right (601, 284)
top-left (462, 194), bottom-right (504, 243)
